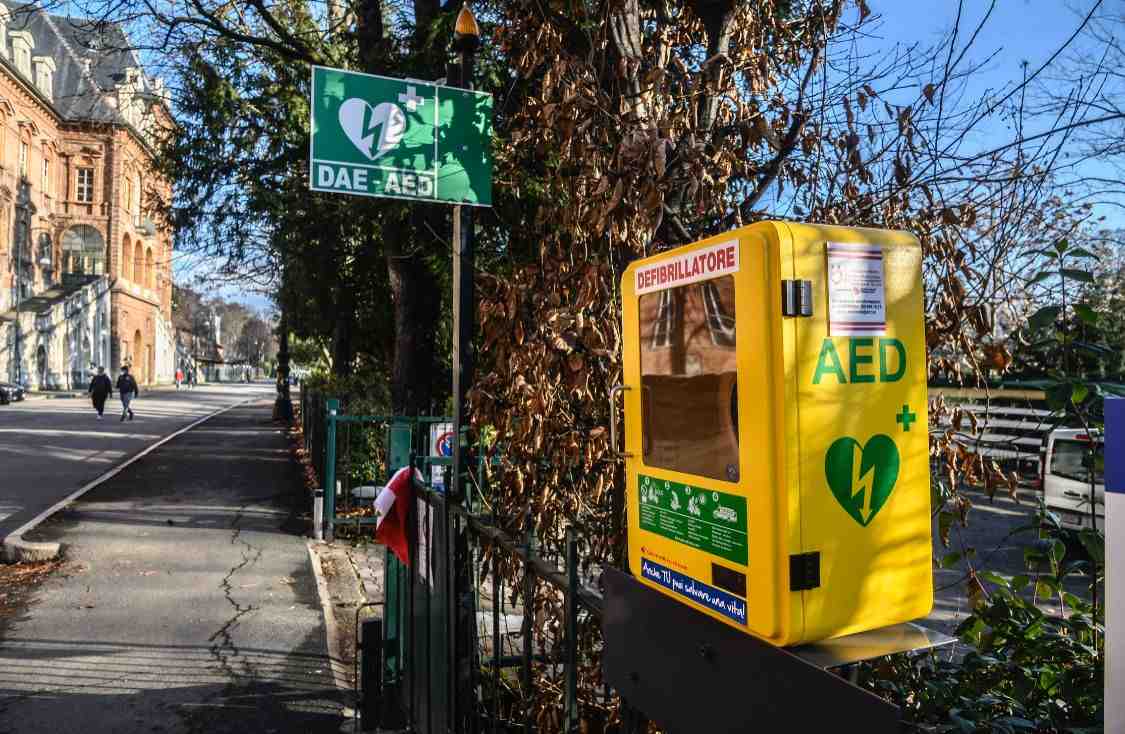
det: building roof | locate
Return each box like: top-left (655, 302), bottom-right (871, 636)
top-left (0, 1), bottom-right (163, 126)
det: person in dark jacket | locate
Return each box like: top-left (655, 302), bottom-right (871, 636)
top-left (115, 366), bottom-right (139, 421)
top-left (87, 366), bottom-right (112, 419)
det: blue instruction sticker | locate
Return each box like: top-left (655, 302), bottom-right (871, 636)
top-left (641, 557), bottom-right (747, 625)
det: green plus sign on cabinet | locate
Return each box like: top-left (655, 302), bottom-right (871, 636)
top-left (895, 404), bottom-right (917, 432)
top-left (309, 65), bottom-right (493, 206)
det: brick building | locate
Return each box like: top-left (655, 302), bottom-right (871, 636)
top-left (0, 3), bottom-right (174, 388)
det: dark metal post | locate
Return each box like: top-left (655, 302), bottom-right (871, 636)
top-left (491, 552), bottom-right (501, 733)
top-left (522, 519), bottom-right (536, 734)
top-left (449, 11), bottom-right (480, 733)
top-left (564, 527), bottom-right (579, 731)
top-left (449, 5), bottom-right (479, 505)
top-left (359, 617), bottom-right (383, 731)
top-left (324, 398), bottom-right (339, 541)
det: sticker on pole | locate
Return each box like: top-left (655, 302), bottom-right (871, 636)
top-left (429, 422), bottom-right (454, 491)
top-left (309, 65), bottom-right (493, 206)
top-left (826, 242), bottom-right (886, 335)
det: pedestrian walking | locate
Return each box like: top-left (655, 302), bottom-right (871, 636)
top-left (175, 367), bottom-right (183, 389)
top-left (87, 366), bottom-right (112, 420)
top-left (189, 368), bottom-right (198, 389)
top-left (116, 366), bottom-right (139, 422)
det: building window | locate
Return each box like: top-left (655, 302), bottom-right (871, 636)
top-left (123, 177), bottom-right (132, 211)
top-left (76, 167), bottom-right (94, 202)
top-left (18, 140), bottom-right (27, 177)
top-left (41, 157), bottom-right (49, 195)
top-left (135, 175), bottom-right (143, 226)
top-left (122, 234), bottom-right (131, 280)
top-left (61, 225), bottom-right (105, 281)
top-left (33, 57), bottom-right (55, 99)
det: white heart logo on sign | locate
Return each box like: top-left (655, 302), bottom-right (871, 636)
top-left (338, 98), bottom-right (406, 162)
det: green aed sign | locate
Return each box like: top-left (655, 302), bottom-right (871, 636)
top-left (309, 65), bottom-right (492, 206)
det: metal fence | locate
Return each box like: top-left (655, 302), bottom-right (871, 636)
top-left (301, 389), bottom-right (646, 733)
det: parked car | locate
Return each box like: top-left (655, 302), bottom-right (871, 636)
top-left (1042, 428), bottom-right (1104, 529)
top-left (0, 382), bottom-right (25, 402)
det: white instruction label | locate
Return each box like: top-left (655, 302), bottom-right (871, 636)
top-left (826, 242), bottom-right (886, 335)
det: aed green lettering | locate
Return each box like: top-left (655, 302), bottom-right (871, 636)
top-left (811, 338), bottom-right (909, 385)
top-left (849, 338), bottom-right (875, 383)
top-left (879, 338), bottom-right (906, 382)
top-left (812, 339), bottom-right (847, 385)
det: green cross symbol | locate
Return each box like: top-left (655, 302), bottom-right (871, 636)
top-left (895, 404), bottom-right (917, 432)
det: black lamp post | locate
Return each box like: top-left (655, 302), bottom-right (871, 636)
top-left (449, 3), bottom-right (479, 503)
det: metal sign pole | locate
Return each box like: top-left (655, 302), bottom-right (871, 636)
top-left (448, 11), bottom-right (479, 732)
top-left (449, 8), bottom-right (478, 506)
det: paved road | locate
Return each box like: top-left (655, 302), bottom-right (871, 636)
top-left (0, 384), bottom-right (271, 539)
top-left (0, 398), bottom-right (342, 733)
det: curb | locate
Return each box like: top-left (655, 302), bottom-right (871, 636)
top-left (306, 540), bottom-right (357, 719)
top-left (1, 397), bottom-right (257, 563)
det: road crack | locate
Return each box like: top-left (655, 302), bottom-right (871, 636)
top-left (208, 506), bottom-right (262, 683)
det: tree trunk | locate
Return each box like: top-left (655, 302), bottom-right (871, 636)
top-left (386, 233), bottom-right (440, 415)
top-left (331, 282), bottom-right (356, 377)
top-left (273, 307), bottom-right (293, 422)
top-left (352, 0), bottom-right (447, 415)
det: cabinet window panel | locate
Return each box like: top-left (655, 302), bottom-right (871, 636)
top-left (702, 280), bottom-right (736, 346)
top-left (649, 288), bottom-right (680, 350)
top-left (639, 275), bottom-right (739, 482)
top-left (76, 167), bottom-right (94, 202)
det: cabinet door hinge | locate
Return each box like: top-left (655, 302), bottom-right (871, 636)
top-left (781, 280), bottom-right (813, 317)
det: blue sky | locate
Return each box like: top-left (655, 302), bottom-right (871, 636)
top-left (864, 0), bottom-right (1121, 223)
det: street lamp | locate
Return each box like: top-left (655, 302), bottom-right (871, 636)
top-left (449, 3), bottom-right (479, 503)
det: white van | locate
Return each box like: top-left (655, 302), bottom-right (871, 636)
top-left (1042, 428), bottom-right (1105, 529)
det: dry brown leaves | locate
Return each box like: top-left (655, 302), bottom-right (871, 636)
top-left (0, 559), bottom-right (63, 617)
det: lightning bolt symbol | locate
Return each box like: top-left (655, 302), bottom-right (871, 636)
top-left (851, 444), bottom-right (875, 523)
top-left (361, 106), bottom-right (382, 158)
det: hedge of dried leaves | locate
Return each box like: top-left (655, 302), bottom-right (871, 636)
top-left (470, 1), bottom-right (851, 728)
top-left (464, 0), bottom-right (1079, 728)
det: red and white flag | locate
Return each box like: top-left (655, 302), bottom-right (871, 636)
top-left (374, 466), bottom-right (420, 566)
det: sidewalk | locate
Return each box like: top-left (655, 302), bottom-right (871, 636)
top-left (0, 399), bottom-right (344, 733)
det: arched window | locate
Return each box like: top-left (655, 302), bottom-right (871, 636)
top-left (133, 241), bottom-right (143, 283)
top-left (145, 247), bottom-right (154, 289)
top-left (122, 234), bottom-right (131, 279)
top-left (62, 225), bottom-right (105, 280)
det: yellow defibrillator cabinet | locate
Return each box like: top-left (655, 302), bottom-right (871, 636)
top-left (619, 221), bottom-right (932, 646)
